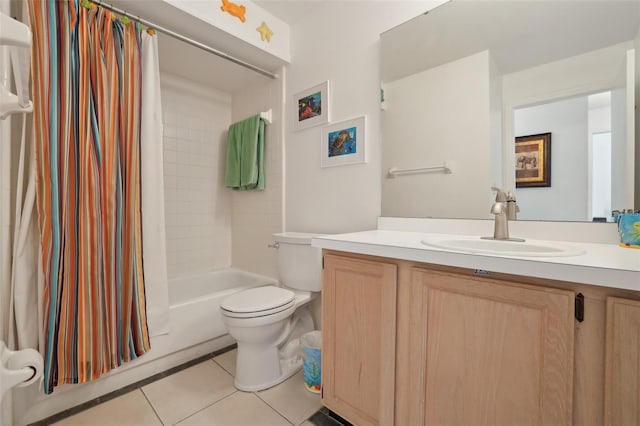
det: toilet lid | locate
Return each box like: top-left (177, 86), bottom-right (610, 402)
top-left (220, 286), bottom-right (295, 314)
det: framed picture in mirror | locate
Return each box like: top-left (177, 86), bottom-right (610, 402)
top-left (515, 133), bottom-right (551, 188)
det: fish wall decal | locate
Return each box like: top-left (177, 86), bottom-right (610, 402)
top-left (220, 0), bottom-right (246, 23)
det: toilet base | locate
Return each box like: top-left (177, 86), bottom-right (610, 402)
top-left (231, 307), bottom-right (314, 392)
top-left (234, 349), bottom-right (302, 392)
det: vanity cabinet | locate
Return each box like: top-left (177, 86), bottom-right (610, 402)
top-left (321, 254), bottom-right (398, 426)
top-left (401, 267), bottom-right (574, 425)
top-left (604, 297), bottom-right (640, 425)
top-left (321, 250), bottom-right (640, 426)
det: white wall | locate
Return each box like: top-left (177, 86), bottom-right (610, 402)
top-left (502, 42), bottom-right (630, 111)
top-left (230, 73), bottom-right (284, 279)
top-left (514, 97), bottom-right (589, 221)
top-left (502, 42), bottom-right (630, 191)
top-left (611, 86), bottom-right (628, 212)
top-left (636, 29), bottom-right (640, 209)
top-left (489, 53), bottom-right (504, 194)
top-left (588, 97), bottom-right (612, 220)
top-left (504, 43), bottom-right (634, 221)
top-left (161, 75), bottom-right (233, 278)
top-left (381, 50), bottom-right (493, 218)
top-left (285, 2), bottom-right (442, 234)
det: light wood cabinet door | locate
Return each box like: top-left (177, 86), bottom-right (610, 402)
top-left (406, 268), bottom-right (575, 426)
top-left (321, 254), bottom-right (397, 426)
top-left (604, 296), bottom-right (640, 425)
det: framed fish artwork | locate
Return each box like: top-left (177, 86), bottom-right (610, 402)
top-left (320, 116), bottom-right (366, 168)
top-left (293, 81), bottom-right (330, 131)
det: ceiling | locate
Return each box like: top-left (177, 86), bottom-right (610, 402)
top-left (382, 1), bottom-right (640, 83)
top-left (253, 1), bottom-right (323, 25)
top-left (156, 32), bottom-right (272, 94)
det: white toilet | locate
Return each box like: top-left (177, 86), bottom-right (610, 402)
top-left (220, 232), bottom-right (323, 392)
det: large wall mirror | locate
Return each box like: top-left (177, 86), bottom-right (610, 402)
top-left (381, 0), bottom-right (640, 222)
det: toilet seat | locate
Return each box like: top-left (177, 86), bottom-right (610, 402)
top-left (220, 286), bottom-right (295, 319)
top-left (221, 300), bottom-right (295, 319)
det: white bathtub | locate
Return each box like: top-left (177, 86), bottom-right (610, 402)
top-left (14, 268), bottom-right (277, 425)
top-left (166, 269), bottom-right (279, 352)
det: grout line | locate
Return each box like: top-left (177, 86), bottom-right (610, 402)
top-left (253, 373), bottom-right (323, 426)
top-left (252, 375), bottom-right (299, 426)
top-left (250, 392), bottom-right (295, 426)
top-left (171, 390), bottom-right (238, 425)
top-left (210, 350), bottom-right (235, 376)
top-left (145, 363), bottom-right (238, 425)
top-left (209, 358), bottom-right (235, 380)
top-left (140, 388), bottom-right (165, 425)
top-left (28, 344), bottom-right (237, 426)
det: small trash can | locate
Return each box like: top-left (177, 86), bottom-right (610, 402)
top-left (301, 330), bottom-right (322, 393)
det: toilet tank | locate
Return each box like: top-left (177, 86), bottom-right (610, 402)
top-left (273, 232), bottom-right (324, 292)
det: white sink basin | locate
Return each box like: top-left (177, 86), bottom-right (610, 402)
top-left (421, 235), bottom-right (585, 257)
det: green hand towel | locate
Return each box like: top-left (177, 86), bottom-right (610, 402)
top-left (225, 115), bottom-right (265, 191)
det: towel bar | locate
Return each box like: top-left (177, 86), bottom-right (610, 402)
top-left (387, 162), bottom-right (453, 177)
top-left (259, 109), bottom-right (272, 124)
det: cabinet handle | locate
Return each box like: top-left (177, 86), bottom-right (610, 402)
top-left (575, 293), bottom-right (584, 322)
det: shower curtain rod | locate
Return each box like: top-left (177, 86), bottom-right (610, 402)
top-left (91, 0), bottom-right (278, 80)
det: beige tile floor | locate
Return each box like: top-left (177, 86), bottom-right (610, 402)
top-left (53, 349), bottom-right (322, 426)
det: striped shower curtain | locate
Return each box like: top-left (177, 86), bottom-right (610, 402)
top-left (27, 0), bottom-right (150, 394)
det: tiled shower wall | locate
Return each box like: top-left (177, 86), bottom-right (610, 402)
top-left (230, 74), bottom-right (283, 279)
top-left (161, 75), bottom-right (233, 278)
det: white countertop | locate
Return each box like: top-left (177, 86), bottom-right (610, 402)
top-left (312, 230), bottom-right (640, 291)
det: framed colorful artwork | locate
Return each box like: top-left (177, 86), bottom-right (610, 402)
top-left (320, 116), bottom-right (366, 168)
top-left (293, 81), bottom-right (330, 131)
top-left (515, 132), bottom-right (551, 188)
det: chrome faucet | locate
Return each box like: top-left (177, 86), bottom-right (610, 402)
top-left (490, 187), bottom-right (509, 239)
top-left (483, 187), bottom-right (524, 241)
